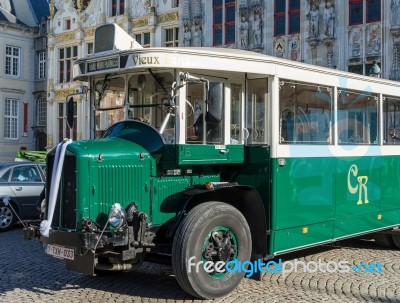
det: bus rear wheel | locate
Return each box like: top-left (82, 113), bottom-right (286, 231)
top-left (373, 233), bottom-right (394, 248)
top-left (172, 202), bottom-right (252, 299)
top-left (391, 234), bottom-right (400, 249)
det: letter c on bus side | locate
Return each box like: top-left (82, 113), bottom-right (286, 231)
top-left (347, 164), bottom-right (359, 194)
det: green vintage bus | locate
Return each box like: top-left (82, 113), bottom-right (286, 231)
top-left (24, 24), bottom-right (400, 298)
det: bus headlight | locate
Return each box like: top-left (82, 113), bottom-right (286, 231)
top-left (108, 203), bottom-right (126, 228)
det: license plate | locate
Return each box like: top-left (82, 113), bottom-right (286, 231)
top-left (46, 244), bottom-right (75, 260)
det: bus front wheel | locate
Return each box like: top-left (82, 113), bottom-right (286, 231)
top-left (172, 201), bottom-right (252, 299)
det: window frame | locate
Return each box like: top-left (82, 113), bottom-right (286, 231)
top-left (383, 95), bottom-right (400, 145)
top-left (349, 0), bottom-right (364, 26)
top-left (58, 101), bottom-right (77, 142)
top-left (172, 0), bottom-right (179, 8)
top-left (164, 27), bottom-right (179, 47)
top-left (4, 98), bottom-right (19, 140)
top-left (58, 46), bottom-right (78, 83)
top-left (274, 0), bottom-right (286, 37)
top-left (135, 32), bottom-right (151, 48)
top-left (110, 0), bottom-right (125, 17)
top-left (36, 97), bottom-right (47, 126)
top-left (337, 89), bottom-right (378, 145)
top-left (212, 0), bottom-right (236, 46)
top-left (279, 80), bottom-right (333, 145)
top-left (288, 0), bottom-right (300, 35)
top-left (86, 42), bottom-right (94, 55)
top-left (64, 17), bottom-right (71, 30)
top-left (5, 45), bottom-right (20, 77)
top-left (274, 0), bottom-right (300, 37)
top-left (38, 52), bottom-right (46, 79)
top-left (366, 0), bottom-right (381, 23)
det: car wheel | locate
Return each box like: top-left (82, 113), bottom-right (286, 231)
top-left (0, 204), bottom-right (16, 232)
top-left (172, 202), bottom-right (252, 299)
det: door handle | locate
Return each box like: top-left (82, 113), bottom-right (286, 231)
top-left (15, 187), bottom-right (23, 191)
top-left (219, 149), bottom-right (229, 154)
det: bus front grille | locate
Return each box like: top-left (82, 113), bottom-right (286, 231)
top-left (48, 153), bottom-right (77, 230)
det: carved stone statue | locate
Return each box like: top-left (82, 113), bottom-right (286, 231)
top-left (391, 0), bottom-right (400, 27)
top-left (239, 14), bottom-right (249, 49)
top-left (323, 1), bottom-right (335, 37)
top-left (253, 12), bottom-right (262, 47)
top-left (193, 21), bottom-right (202, 47)
top-left (183, 24), bottom-right (191, 47)
top-left (307, 4), bottom-right (320, 39)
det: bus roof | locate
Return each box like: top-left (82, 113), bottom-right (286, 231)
top-left (73, 46), bottom-right (400, 91)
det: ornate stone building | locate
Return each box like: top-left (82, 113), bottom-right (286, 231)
top-left (46, 0), bottom-right (399, 145)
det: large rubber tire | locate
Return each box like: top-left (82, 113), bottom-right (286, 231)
top-left (373, 233), bottom-right (395, 248)
top-left (0, 203), bottom-right (16, 232)
top-left (391, 234), bottom-right (400, 249)
top-left (172, 202), bottom-right (252, 299)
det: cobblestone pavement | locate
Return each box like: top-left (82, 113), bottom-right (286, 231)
top-left (1, 226), bottom-right (400, 303)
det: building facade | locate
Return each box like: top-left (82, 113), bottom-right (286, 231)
top-left (0, 0), bottom-right (49, 161)
top-left (46, 0), bottom-right (399, 146)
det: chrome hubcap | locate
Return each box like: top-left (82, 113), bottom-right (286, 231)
top-left (0, 207), bottom-right (12, 228)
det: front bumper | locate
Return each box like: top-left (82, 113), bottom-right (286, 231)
top-left (23, 223), bottom-right (151, 276)
top-left (24, 224), bottom-right (95, 275)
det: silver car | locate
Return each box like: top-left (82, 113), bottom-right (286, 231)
top-left (0, 162), bottom-right (45, 231)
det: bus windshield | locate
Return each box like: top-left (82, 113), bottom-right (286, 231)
top-left (94, 71), bottom-right (175, 140)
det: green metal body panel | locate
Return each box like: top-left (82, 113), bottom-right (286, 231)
top-left (270, 155), bottom-right (400, 255)
top-left (66, 136), bottom-right (400, 257)
top-left (272, 157), bottom-right (336, 231)
top-left (271, 221), bottom-right (334, 252)
top-left (381, 156), bottom-right (400, 210)
top-left (334, 209), bottom-right (399, 239)
top-left (151, 177), bottom-right (190, 225)
top-left (235, 145), bottom-right (271, 228)
top-left (178, 144), bottom-right (244, 165)
top-left (151, 174), bottom-right (220, 225)
top-left (68, 139), bottom-right (224, 227)
top-left (67, 138), bottom-right (151, 226)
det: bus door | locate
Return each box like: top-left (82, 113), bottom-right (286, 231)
top-left (178, 74), bottom-right (244, 164)
top-left (236, 77), bottom-right (271, 216)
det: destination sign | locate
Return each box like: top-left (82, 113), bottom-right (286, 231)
top-left (132, 55), bottom-right (160, 65)
top-left (123, 54), bottom-right (161, 69)
top-left (88, 57), bottom-right (119, 72)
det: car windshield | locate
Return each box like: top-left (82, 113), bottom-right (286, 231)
top-left (103, 120), bottom-right (164, 154)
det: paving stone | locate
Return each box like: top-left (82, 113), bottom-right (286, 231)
top-left (2, 228), bottom-right (400, 302)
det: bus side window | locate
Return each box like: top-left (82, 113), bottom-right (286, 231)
top-left (279, 80), bottom-right (332, 144)
top-left (230, 84), bottom-right (242, 144)
top-left (337, 90), bottom-right (378, 145)
top-left (383, 97), bottom-right (400, 145)
top-left (246, 78), bottom-right (268, 144)
top-left (186, 81), bottom-right (224, 144)
top-left (186, 82), bottom-right (204, 143)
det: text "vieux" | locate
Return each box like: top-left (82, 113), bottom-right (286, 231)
top-left (132, 55), bottom-right (160, 65)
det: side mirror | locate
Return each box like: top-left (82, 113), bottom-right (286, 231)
top-left (67, 97), bottom-right (74, 129)
top-left (206, 82), bottom-right (223, 122)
